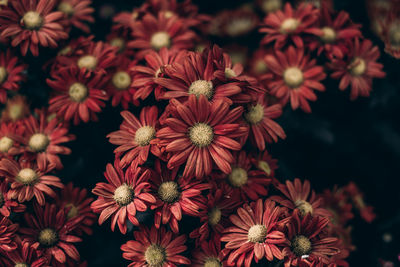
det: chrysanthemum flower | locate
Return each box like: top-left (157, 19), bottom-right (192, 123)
top-left (55, 182), bottom-right (96, 236)
top-left (19, 204), bottom-right (83, 264)
top-left (222, 199), bottom-right (286, 266)
top-left (106, 26), bottom-right (134, 56)
top-left (0, 0), bottom-right (68, 56)
top-left (107, 107), bottom-right (161, 168)
top-left (47, 67), bottom-right (109, 125)
top-left (0, 180), bottom-right (25, 217)
top-left (192, 234), bottom-right (226, 267)
top-left (91, 162), bottom-right (156, 234)
top-left (242, 95), bottom-right (286, 151)
top-left (321, 187), bottom-right (354, 226)
top-left (0, 157), bottom-right (63, 205)
top-left (121, 225), bottom-right (190, 267)
top-left (0, 50), bottom-right (26, 103)
top-left (250, 150), bottom-right (278, 178)
top-left (260, 3), bottom-right (322, 49)
top-left (0, 241), bottom-right (47, 267)
top-left (381, 16), bottom-right (400, 58)
top-left (328, 38), bottom-right (386, 100)
top-left (1, 95), bottom-right (30, 123)
top-left (149, 160), bottom-right (209, 233)
top-left (131, 47), bottom-right (186, 101)
top-left (264, 46), bottom-right (326, 113)
top-left (344, 182), bottom-right (376, 223)
top-left (128, 12), bottom-right (197, 59)
top-left (282, 210), bottom-right (339, 266)
top-left (157, 95), bottom-right (247, 178)
top-left (0, 122), bottom-right (24, 158)
top-left (0, 216), bottom-right (18, 254)
top-left (190, 188), bottom-right (240, 243)
top-left (219, 8), bottom-right (259, 37)
top-left (270, 178), bottom-right (332, 218)
top-left (57, 0), bottom-right (94, 33)
top-left (20, 109), bottom-right (74, 169)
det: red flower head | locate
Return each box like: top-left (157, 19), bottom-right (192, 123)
top-left (0, 157), bottom-right (63, 205)
top-left (222, 199), bottom-right (286, 266)
top-left (282, 210), bottom-right (340, 266)
top-left (57, 0), bottom-right (94, 33)
top-left (321, 186), bottom-right (354, 227)
top-left (128, 11), bottom-right (197, 59)
top-left (192, 234), bottom-right (226, 267)
top-left (47, 67), bottom-right (109, 125)
top-left (157, 95), bottom-right (247, 178)
top-left (0, 180), bottom-right (25, 217)
top-left (20, 109), bottom-right (74, 169)
top-left (264, 46), bottom-right (326, 113)
top-left (260, 3), bottom-right (322, 49)
top-left (149, 160), bottom-right (209, 233)
top-left (19, 204), bottom-right (83, 264)
top-left (0, 122), bottom-right (24, 158)
top-left (344, 182), bottom-right (376, 223)
top-left (106, 26), bottom-right (133, 57)
top-left (0, 216), bottom-right (18, 254)
top-left (328, 38), bottom-right (386, 100)
top-left (0, 50), bottom-right (26, 103)
top-left (91, 162), bottom-right (156, 234)
top-left (250, 150), bottom-right (279, 178)
top-left (0, 0), bottom-right (68, 56)
top-left (381, 13), bottom-right (400, 59)
top-left (55, 182), bottom-right (96, 236)
top-left (1, 240), bottom-right (47, 267)
top-left (213, 151), bottom-right (272, 202)
top-left (270, 178), bottom-right (332, 218)
top-left (1, 95), bottom-right (30, 123)
top-left (131, 47), bottom-right (186, 101)
top-left (121, 225), bottom-right (190, 267)
top-left (218, 8), bottom-right (259, 38)
top-left (107, 107), bottom-right (161, 168)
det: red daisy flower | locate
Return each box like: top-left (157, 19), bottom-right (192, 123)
top-left (0, 95), bottom-right (30, 123)
top-left (214, 151), bottom-right (272, 202)
top-left (0, 122), bottom-right (24, 158)
top-left (0, 216), bottom-right (18, 254)
top-left (157, 95), bottom-right (247, 178)
top-left (91, 162), bottom-right (156, 234)
top-left (57, 0), bottom-right (94, 33)
top-left (192, 234), bottom-right (226, 267)
top-left (107, 107), bottom-right (161, 168)
top-left (250, 150), bottom-right (279, 178)
top-left (0, 50), bottom-right (26, 103)
top-left (328, 38), bottom-right (386, 100)
top-left (0, 157), bottom-right (63, 205)
top-left (128, 11), bottom-right (197, 59)
top-left (189, 188), bottom-right (240, 243)
top-left (106, 26), bottom-right (134, 56)
top-left (0, 180), bottom-right (25, 217)
top-left (260, 3), bottom-right (322, 49)
top-left (344, 182), bottom-right (376, 223)
top-left (149, 160), bottom-right (209, 234)
top-left (0, 0), bottom-right (68, 56)
top-left (131, 47), bottom-right (186, 101)
top-left (1, 241), bottom-right (47, 267)
top-left (55, 182), bottom-right (96, 236)
top-left (20, 109), bottom-right (74, 169)
top-left (270, 178), bottom-right (332, 218)
top-left (308, 6), bottom-right (362, 58)
top-left (264, 46), bottom-right (326, 113)
top-left (218, 8), bottom-right (259, 38)
top-left (19, 204), bottom-right (83, 264)
top-left (381, 14), bottom-right (400, 59)
top-left (282, 210), bottom-right (339, 266)
top-left (222, 199), bottom-right (286, 266)
top-left (321, 186), bottom-right (354, 226)
top-left (47, 66), bottom-right (109, 125)
top-left (242, 95), bottom-right (286, 151)
top-left (121, 225), bottom-right (190, 267)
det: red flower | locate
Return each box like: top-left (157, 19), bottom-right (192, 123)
top-left (0, 50), bottom-right (26, 103)
top-left (1, 241), bottom-right (47, 267)
top-left (91, 162), bottom-right (156, 234)
top-left (0, 0), bottom-right (68, 56)
top-left (0, 157), bottom-right (63, 205)
top-left (214, 151), bottom-right (272, 202)
top-left (270, 178), bottom-right (332, 218)
top-left (57, 0), bottom-right (94, 33)
top-left (222, 199), bottom-right (286, 266)
top-left (107, 107), bottom-right (161, 168)
top-left (0, 180), bottom-right (25, 217)
top-left (157, 95), bottom-right (247, 178)
top-left (121, 225), bottom-right (190, 267)
top-left (192, 234), bottom-right (226, 267)
top-left (149, 160), bottom-right (209, 233)
top-left (242, 95), bottom-right (286, 150)
top-left (260, 3), bottom-right (321, 49)
top-left (19, 204), bottom-right (83, 264)
top-left (1, 95), bottom-right (30, 123)
top-left (217, 8), bottom-right (259, 37)
top-left (328, 38), bottom-right (386, 100)
top-left (128, 11), bottom-right (197, 59)
top-left (20, 109), bottom-right (74, 169)
top-left (131, 47), bottom-right (186, 101)
top-left (344, 182), bottom-right (376, 223)
top-left (321, 187), bottom-right (354, 226)
top-left (0, 122), bottom-right (24, 158)
top-left (381, 15), bottom-right (400, 59)
top-left (0, 216), bottom-right (18, 255)
top-left (282, 210), bottom-right (339, 266)
top-left (250, 150), bottom-right (279, 178)
top-left (264, 46), bottom-right (326, 113)
top-left (47, 67), bottom-right (109, 125)
top-left (55, 182), bottom-right (96, 236)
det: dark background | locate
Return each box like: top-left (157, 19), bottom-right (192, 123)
top-left (24, 0), bottom-right (399, 266)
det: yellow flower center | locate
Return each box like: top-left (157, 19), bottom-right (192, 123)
top-left (16, 168), bottom-right (38, 185)
top-left (248, 224), bottom-right (267, 243)
top-left (150, 31), bottom-right (171, 50)
top-left (110, 37), bottom-right (125, 52)
top-left (208, 207), bottom-right (222, 226)
top-left (113, 184), bottom-right (134, 206)
top-left (280, 18), bottom-right (299, 34)
top-left (28, 133), bottom-right (49, 152)
top-left (294, 200), bottom-right (313, 216)
top-left (228, 167), bottom-right (248, 188)
top-left (262, 0), bottom-right (282, 13)
top-left (291, 235), bottom-right (312, 257)
top-left (164, 11), bottom-right (174, 19)
top-left (0, 66), bottom-right (7, 84)
top-left (255, 60), bottom-right (268, 74)
top-left (0, 136), bottom-right (13, 153)
top-left (189, 123), bottom-right (214, 147)
top-left (134, 126), bottom-right (156, 146)
top-left (112, 71), bottom-right (131, 90)
top-left (350, 57), bottom-right (366, 76)
top-left (320, 27), bottom-right (336, 43)
top-left (58, 2), bottom-right (74, 16)
top-left (14, 264), bottom-right (29, 267)
top-left (204, 257), bottom-right (222, 267)
top-left (225, 68), bottom-right (237, 78)
top-left (244, 104), bottom-right (264, 125)
top-left (389, 23), bottom-right (400, 47)
top-left (283, 67), bottom-right (304, 88)
top-left (22, 11), bottom-right (43, 30)
top-left (145, 244), bottom-right (166, 267)
top-left (158, 181), bottom-right (180, 203)
top-left (38, 228), bottom-right (58, 247)
top-left (77, 55), bottom-right (98, 70)
top-left (258, 160), bottom-right (271, 176)
top-left (188, 80), bottom-right (214, 99)
top-left (8, 104), bottom-right (24, 122)
top-left (69, 82), bottom-right (88, 102)
top-left (65, 203), bottom-right (79, 219)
